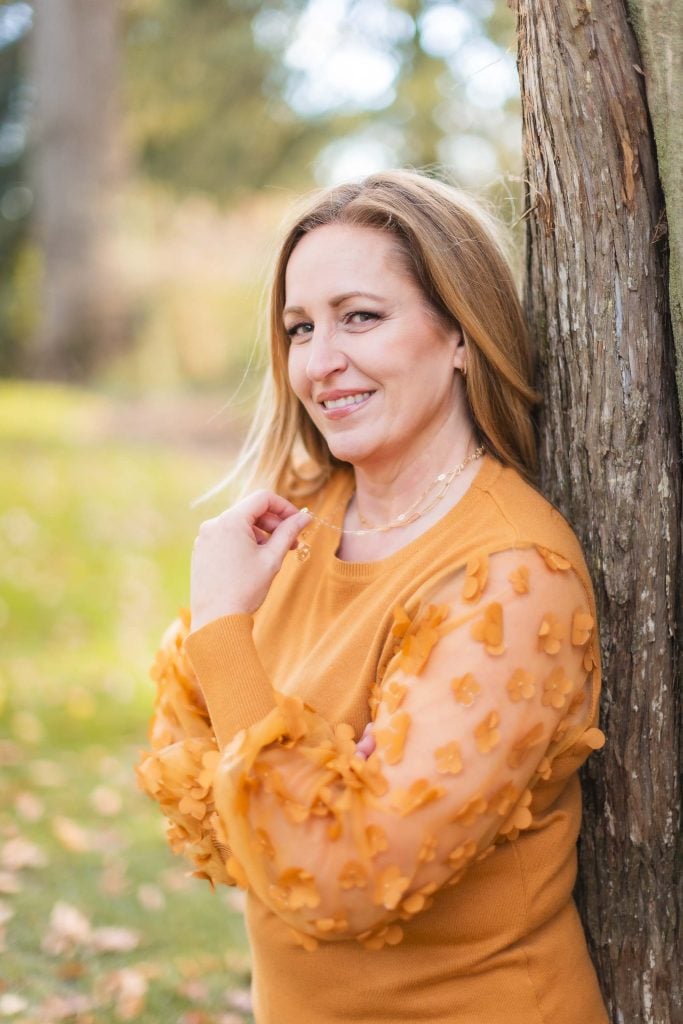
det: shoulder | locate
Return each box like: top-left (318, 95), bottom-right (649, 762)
top-left (474, 457), bottom-right (594, 592)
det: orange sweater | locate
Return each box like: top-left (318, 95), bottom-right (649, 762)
top-left (137, 453), bottom-right (609, 1023)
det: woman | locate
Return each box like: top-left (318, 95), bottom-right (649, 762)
top-left (137, 170), bottom-right (609, 1023)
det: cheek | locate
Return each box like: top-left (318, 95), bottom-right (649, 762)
top-left (287, 348), bottom-right (307, 400)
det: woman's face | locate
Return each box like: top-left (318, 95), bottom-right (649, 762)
top-left (284, 223), bottom-right (464, 471)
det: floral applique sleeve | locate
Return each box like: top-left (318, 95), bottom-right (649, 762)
top-left (137, 545), bottom-right (604, 950)
top-left (135, 609), bottom-right (243, 889)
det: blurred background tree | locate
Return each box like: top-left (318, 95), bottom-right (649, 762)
top-left (0, 0), bottom-right (523, 387)
top-left (0, 1), bottom-right (34, 376)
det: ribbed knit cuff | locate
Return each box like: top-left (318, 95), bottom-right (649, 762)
top-left (183, 614), bottom-right (277, 749)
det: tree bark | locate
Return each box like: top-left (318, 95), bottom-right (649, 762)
top-left (513, 1), bottom-right (682, 1021)
top-left (625, 0), bottom-right (683, 435)
top-left (28, 0), bottom-right (124, 380)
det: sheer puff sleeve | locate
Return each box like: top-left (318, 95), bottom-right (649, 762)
top-left (158, 545), bottom-right (604, 951)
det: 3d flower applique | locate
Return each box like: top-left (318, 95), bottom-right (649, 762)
top-left (380, 679), bottom-right (409, 714)
top-left (434, 740), bottom-right (463, 775)
top-left (452, 793), bottom-right (488, 827)
top-left (253, 827), bottom-right (276, 860)
top-left (451, 672), bottom-right (481, 707)
top-left (499, 788), bottom-right (533, 840)
top-left (462, 554), bottom-right (489, 603)
top-left (364, 824), bottom-right (389, 858)
top-left (506, 668), bottom-right (535, 702)
top-left (390, 778), bottom-right (446, 816)
top-left (397, 604), bottom-right (450, 675)
top-left (571, 609), bottom-right (595, 647)
top-left (357, 922), bottom-right (404, 950)
top-left (506, 722), bottom-right (545, 769)
top-left (338, 860), bottom-right (369, 890)
top-left (375, 711), bottom-right (412, 765)
top-left (470, 602), bottom-right (505, 655)
top-left (289, 927), bottom-right (318, 952)
top-left (576, 726), bottom-right (607, 751)
top-left (417, 833), bottom-right (438, 863)
top-left (374, 865), bottom-right (411, 910)
top-left (508, 564), bottom-right (530, 594)
top-left (400, 890), bottom-right (429, 915)
top-left (474, 710), bottom-right (501, 753)
top-left (536, 756), bottom-right (553, 781)
top-left (582, 643), bottom-right (600, 673)
top-left (314, 913), bottom-right (348, 935)
top-left (489, 780), bottom-right (520, 817)
top-left (447, 839), bottom-right (477, 871)
top-left (535, 545), bottom-right (572, 572)
top-left (269, 866), bottom-right (321, 911)
top-left (538, 612), bottom-right (566, 654)
top-left (391, 604), bottom-right (412, 640)
top-left (541, 666), bottom-right (574, 709)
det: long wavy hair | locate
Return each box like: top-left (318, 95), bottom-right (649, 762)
top-left (197, 169), bottom-right (541, 505)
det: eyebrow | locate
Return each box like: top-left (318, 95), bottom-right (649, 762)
top-left (283, 291), bottom-right (385, 317)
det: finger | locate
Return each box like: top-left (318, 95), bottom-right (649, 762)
top-left (266, 508), bottom-right (312, 563)
top-left (253, 512), bottom-right (287, 535)
top-left (239, 490), bottom-right (302, 523)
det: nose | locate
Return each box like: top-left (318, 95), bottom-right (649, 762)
top-left (305, 325), bottom-right (348, 382)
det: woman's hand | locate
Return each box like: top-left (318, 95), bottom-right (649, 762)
top-left (354, 722), bottom-right (376, 760)
top-left (190, 490), bottom-right (311, 631)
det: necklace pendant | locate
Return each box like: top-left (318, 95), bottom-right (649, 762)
top-left (297, 541), bottom-right (311, 562)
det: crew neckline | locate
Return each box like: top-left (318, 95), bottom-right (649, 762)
top-left (327, 452), bottom-right (502, 580)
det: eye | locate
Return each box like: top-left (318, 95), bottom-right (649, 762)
top-left (345, 311), bottom-right (381, 327)
top-left (285, 321), bottom-right (313, 341)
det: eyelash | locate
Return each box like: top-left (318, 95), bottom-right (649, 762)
top-left (285, 311), bottom-right (381, 340)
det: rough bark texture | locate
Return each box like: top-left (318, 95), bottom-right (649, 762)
top-left (626, 0), bottom-right (683, 434)
top-left (514, 1), bottom-right (682, 1021)
top-left (28, 0), bottom-right (124, 379)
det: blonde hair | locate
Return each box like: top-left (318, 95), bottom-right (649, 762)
top-left (197, 169), bottom-right (541, 506)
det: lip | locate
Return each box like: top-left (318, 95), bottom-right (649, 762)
top-left (315, 388), bottom-right (376, 403)
top-left (316, 390), bottom-right (376, 420)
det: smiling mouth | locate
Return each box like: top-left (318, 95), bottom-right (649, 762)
top-left (320, 391), bottom-right (375, 410)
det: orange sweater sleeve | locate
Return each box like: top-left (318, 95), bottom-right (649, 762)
top-left (157, 544), bottom-right (604, 951)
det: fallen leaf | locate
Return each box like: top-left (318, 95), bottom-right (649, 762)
top-left (1, 837), bottom-right (48, 871)
top-left (89, 786), bottom-right (122, 817)
top-left (98, 968), bottom-right (148, 1021)
top-left (0, 992), bottom-right (28, 1016)
top-left (42, 902), bottom-right (92, 957)
top-left (51, 817), bottom-right (92, 853)
top-left (90, 927), bottom-right (141, 954)
top-left (136, 884), bottom-right (165, 911)
top-left (13, 792), bottom-right (44, 823)
top-left (37, 992), bottom-right (95, 1020)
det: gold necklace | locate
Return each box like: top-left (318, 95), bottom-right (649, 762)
top-left (296, 446), bottom-right (485, 562)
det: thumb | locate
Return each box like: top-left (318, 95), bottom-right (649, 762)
top-left (268, 508), bottom-right (312, 562)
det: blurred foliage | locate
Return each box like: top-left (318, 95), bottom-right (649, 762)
top-left (124, 0), bottom-right (522, 200)
top-left (0, 1), bottom-right (35, 375)
top-left (0, 381), bottom-right (256, 1021)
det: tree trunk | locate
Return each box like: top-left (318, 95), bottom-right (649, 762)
top-left (513, 1), bottom-right (682, 1021)
top-left (28, 0), bottom-right (124, 380)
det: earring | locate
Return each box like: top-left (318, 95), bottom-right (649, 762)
top-left (461, 364), bottom-right (467, 377)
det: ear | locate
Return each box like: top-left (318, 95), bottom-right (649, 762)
top-left (450, 325), bottom-right (466, 372)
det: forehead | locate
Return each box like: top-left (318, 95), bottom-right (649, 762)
top-left (284, 224), bottom-right (405, 301)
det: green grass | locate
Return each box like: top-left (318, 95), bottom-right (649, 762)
top-left (0, 381), bottom-right (254, 1023)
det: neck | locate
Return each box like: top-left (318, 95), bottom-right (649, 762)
top-left (350, 414), bottom-right (479, 527)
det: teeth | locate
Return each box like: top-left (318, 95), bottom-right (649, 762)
top-left (322, 392), bottom-right (373, 410)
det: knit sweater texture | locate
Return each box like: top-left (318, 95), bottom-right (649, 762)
top-left (137, 452), bottom-right (609, 1023)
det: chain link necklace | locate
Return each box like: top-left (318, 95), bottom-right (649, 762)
top-left (296, 445), bottom-right (485, 562)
